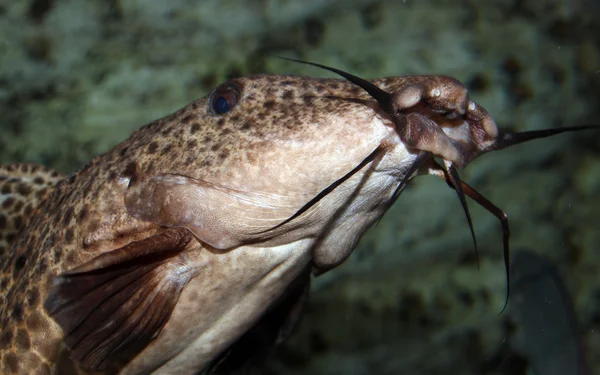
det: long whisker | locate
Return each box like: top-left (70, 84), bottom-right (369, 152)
top-left (492, 125), bottom-right (599, 150)
top-left (256, 146), bottom-right (383, 234)
top-left (391, 151), bottom-right (430, 204)
top-left (279, 57), bottom-right (394, 113)
top-left (460, 181), bottom-right (510, 315)
top-left (443, 162), bottom-right (479, 270)
top-left (374, 151), bottom-right (430, 228)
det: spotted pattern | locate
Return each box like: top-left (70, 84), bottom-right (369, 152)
top-left (0, 74), bottom-right (423, 374)
top-left (0, 164), bottom-right (64, 256)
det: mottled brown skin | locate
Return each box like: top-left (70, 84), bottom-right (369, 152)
top-left (0, 73), bottom-right (500, 375)
top-left (0, 164), bottom-right (64, 256)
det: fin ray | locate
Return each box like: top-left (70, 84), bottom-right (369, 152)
top-left (44, 228), bottom-right (194, 371)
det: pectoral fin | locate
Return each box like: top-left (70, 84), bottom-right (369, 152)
top-left (44, 228), bottom-right (194, 371)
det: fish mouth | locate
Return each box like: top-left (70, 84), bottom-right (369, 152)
top-left (280, 56), bottom-right (599, 314)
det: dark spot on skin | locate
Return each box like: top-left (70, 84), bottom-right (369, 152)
top-left (12, 303), bottom-right (24, 322)
top-left (304, 18), bottom-right (325, 46)
top-left (123, 162), bottom-right (137, 180)
top-left (280, 79), bottom-right (295, 86)
top-left (33, 176), bottom-right (44, 185)
top-left (6, 233), bottom-right (16, 244)
top-left (3, 351), bottom-right (19, 373)
top-left (264, 100), bottom-right (275, 109)
top-left (180, 114), bottom-right (194, 124)
top-left (23, 203), bottom-right (33, 216)
top-left (302, 95), bottom-right (315, 106)
top-left (26, 311), bottom-right (44, 331)
top-left (0, 214), bottom-right (6, 229)
top-left (217, 118), bottom-right (225, 127)
top-left (2, 197), bottom-right (15, 209)
top-left (62, 207), bottom-right (73, 226)
top-left (46, 233), bottom-right (57, 248)
top-left (219, 150), bottom-right (230, 160)
top-left (348, 86), bottom-right (362, 96)
top-left (190, 123), bottom-right (200, 133)
top-left (64, 228), bottom-right (74, 243)
top-left (53, 247), bottom-right (62, 262)
top-left (241, 122), bottom-right (252, 131)
top-left (119, 146), bottom-right (129, 157)
top-left (282, 90), bottom-right (294, 100)
top-left (0, 329), bottom-right (12, 348)
top-left (16, 329), bottom-right (30, 350)
top-left (230, 114), bottom-right (240, 123)
top-left (161, 144), bottom-right (173, 156)
top-left (14, 255), bottom-right (26, 273)
top-left (186, 139), bottom-right (197, 150)
top-left (27, 288), bottom-right (39, 306)
top-left (1, 184), bottom-right (11, 194)
top-left (12, 215), bottom-right (23, 230)
top-left (13, 200), bottom-right (24, 212)
top-left (162, 127), bottom-right (172, 136)
top-left (77, 206), bottom-right (88, 222)
top-left (220, 128), bottom-right (231, 136)
top-left (65, 251), bottom-right (77, 266)
top-left (88, 219), bottom-right (100, 233)
top-left (147, 142), bottom-right (159, 154)
top-left (37, 259), bottom-right (48, 275)
top-left (35, 188), bottom-right (47, 200)
top-left (328, 82), bottom-right (340, 90)
top-left (211, 143), bottom-right (221, 151)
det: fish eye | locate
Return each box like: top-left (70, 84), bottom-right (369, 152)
top-left (209, 83), bottom-right (240, 115)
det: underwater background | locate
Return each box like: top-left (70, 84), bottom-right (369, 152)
top-left (0, 0), bottom-right (599, 374)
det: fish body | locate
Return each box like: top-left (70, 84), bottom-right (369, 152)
top-left (0, 66), bottom-right (595, 375)
top-left (0, 75), bottom-right (441, 374)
